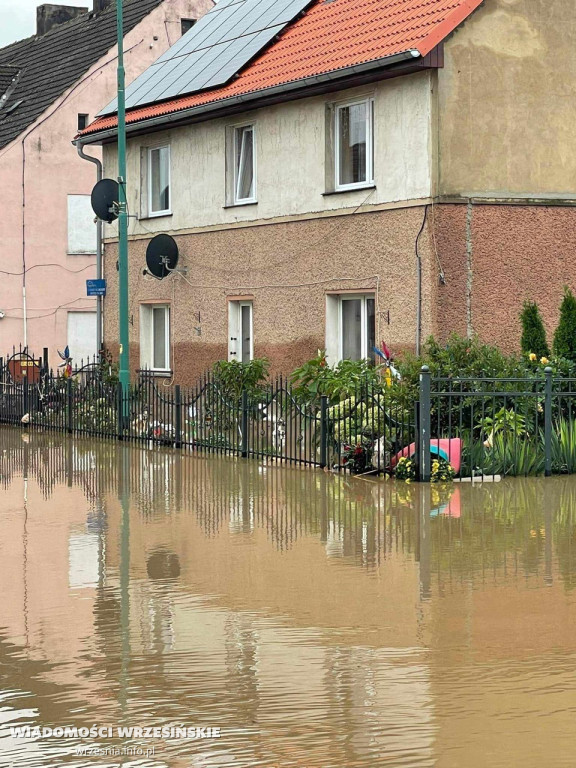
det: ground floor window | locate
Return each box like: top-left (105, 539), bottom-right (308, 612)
top-left (326, 293), bottom-right (375, 364)
top-left (140, 304), bottom-right (170, 371)
top-left (228, 300), bottom-right (253, 363)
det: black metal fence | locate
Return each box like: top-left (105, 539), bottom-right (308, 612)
top-left (421, 366), bottom-right (576, 481)
top-left (0, 349), bottom-right (413, 473)
top-left (4, 348), bottom-right (576, 481)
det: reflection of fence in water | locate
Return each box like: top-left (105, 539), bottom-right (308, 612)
top-left (4, 430), bottom-right (576, 585)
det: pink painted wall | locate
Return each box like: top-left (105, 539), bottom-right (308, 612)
top-left (0, 0), bottom-right (212, 370)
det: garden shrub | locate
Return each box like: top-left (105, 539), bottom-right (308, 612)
top-left (290, 352), bottom-right (384, 407)
top-left (554, 287), bottom-right (576, 362)
top-left (520, 301), bottom-right (549, 359)
top-left (211, 358), bottom-right (269, 402)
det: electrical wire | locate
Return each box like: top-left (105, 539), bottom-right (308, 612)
top-left (0, 262), bottom-right (98, 277)
top-left (2, 297), bottom-right (95, 319)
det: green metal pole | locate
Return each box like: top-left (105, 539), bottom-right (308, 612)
top-left (116, 0), bottom-right (130, 405)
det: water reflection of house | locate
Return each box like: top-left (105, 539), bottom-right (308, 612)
top-left (2, 437), bottom-right (576, 766)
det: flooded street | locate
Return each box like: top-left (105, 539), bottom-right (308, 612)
top-left (0, 427), bottom-right (575, 767)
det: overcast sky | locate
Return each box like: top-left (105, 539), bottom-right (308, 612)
top-left (0, 0), bottom-right (89, 47)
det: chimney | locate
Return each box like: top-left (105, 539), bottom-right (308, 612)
top-left (92, 0), bottom-right (114, 12)
top-left (36, 4), bottom-right (88, 36)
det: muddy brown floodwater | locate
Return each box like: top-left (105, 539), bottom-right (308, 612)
top-left (0, 427), bottom-right (576, 767)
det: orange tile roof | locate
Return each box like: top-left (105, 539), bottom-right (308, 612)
top-left (80, 0), bottom-right (483, 137)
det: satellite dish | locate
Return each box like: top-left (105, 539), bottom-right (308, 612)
top-left (146, 234), bottom-right (179, 279)
top-left (91, 178), bottom-right (119, 223)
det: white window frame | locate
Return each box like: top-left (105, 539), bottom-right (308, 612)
top-left (228, 300), bottom-right (254, 362)
top-left (335, 98), bottom-right (374, 192)
top-left (140, 304), bottom-right (171, 372)
top-left (147, 145), bottom-right (172, 217)
top-left (233, 124), bottom-right (257, 205)
top-left (326, 293), bottom-right (375, 364)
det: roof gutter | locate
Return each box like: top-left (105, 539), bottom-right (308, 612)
top-left (76, 49), bottom-right (421, 146)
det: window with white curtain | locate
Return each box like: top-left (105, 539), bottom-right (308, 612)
top-left (234, 125), bottom-right (256, 203)
top-left (335, 99), bottom-right (374, 190)
top-left (326, 294), bottom-right (376, 363)
top-left (148, 145), bottom-right (171, 215)
top-left (140, 304), bottom-right (170, 371)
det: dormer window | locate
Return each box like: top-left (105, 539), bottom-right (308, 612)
top-left (181, 18), bottom-right (196, 35)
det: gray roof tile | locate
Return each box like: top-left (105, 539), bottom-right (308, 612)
top-left (0, 0), bottom-right (164, 149)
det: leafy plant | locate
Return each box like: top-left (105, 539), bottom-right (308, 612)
top-left (291, 351), bottom-right (384, 407)
top-left (554, 287), bottom-right (576, 362)
top-left (521, 301), bottom-right (549, 359)
top-left (480, 407), bottom-right (528, 445)
top-left (551, 419), bottom-right (576, 474)
top-left (328, 394), bottom-right (388, 443)
top-left (97, 347), bottom-right (120, 385)
top-left (481, 434), bottom-right (544, 477)
top-left (211, 358), bottom-right (269, 402)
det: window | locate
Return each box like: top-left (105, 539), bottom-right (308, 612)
top-left (234, 125), bottom-right (256, 203)
top-left (140, 304), bottom-right (170, 371)
top-left (148, 146), bottom-right (171, 216)
top-left (326, 294), bottom-right (375, 364)
top-left (335, 99), bottom-right (374, 190)
top-left (77, 113), bottom-right (89, 131)
top-left (228, 300), bottom-right (253, 362)
top-left (181, 18), bottom-right (196, 35)
top-left (67, 194), bottom-right (97, 254)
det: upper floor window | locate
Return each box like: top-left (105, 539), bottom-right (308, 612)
top-left (77, 113), bottom-right (89, 131)
top-left (335, 99), bottom-right (374, 190)
top-left (148, 145), bottom-right (171, 216)
top-left (181, 18), bottom-right (196, 35)
top-left (234, 124), bottom-right (256, 204)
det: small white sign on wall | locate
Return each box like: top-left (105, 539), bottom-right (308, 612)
top-left (67, 194), bottom-right (97, 254)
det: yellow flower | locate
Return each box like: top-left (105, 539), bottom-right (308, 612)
top-left (540, 357), bottom-right (549, 365)
top-left (529, 353), bottom-right (537, 362)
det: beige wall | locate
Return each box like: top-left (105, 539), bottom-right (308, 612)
top-left (438, 0), bottom-right (576, 198)
top-left (103, 204), bottom-right (436, 380)
top-left (103, 72), bottom-right (433, 235)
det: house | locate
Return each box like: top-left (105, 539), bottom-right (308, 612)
top-left (76, 0), bottom-right (576, 382)
top-left (0, 0), bottom-right (211, 368)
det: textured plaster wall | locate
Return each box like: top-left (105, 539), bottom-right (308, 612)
top-left (438, 0), bottom-right (576, 197)
top-left (102, 72), bottom-right (433, 235)
top-left (0, 0), bottom-right (211, 365)
top-left (433, 204), bottom-right (576, 352)
top-left (103, 206), bottom-right (435, 382)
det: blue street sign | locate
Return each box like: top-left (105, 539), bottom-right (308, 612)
top-left (86, 279), bottom-right (107, 297)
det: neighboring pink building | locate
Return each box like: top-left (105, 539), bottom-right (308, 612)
top-left (0, 0), bottom-right (211, 368)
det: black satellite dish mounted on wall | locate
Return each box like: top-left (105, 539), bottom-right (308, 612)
top-left (91, 178), bottom-right (119, 223)
top-left (145, 234), bottom-right (179, 279)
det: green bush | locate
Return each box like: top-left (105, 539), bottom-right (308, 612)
top-left (520, 301), bottom-right (549, 359)
top-left (398, 334), bottom-right (526, 383)
top-left (211, 358), bottom-right (269, 402)
top-left (290, 351), bottom-right (384, 407)
top-left (553, 287), bottom-right (576, 362)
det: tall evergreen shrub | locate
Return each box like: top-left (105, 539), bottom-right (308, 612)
top-left (520, 301), bottom-right (549, 358)
top-left (554, 287), bottom-right (576, 361)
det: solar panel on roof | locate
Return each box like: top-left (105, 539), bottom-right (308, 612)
top-left (99, 0), bottom-right (313, 116)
